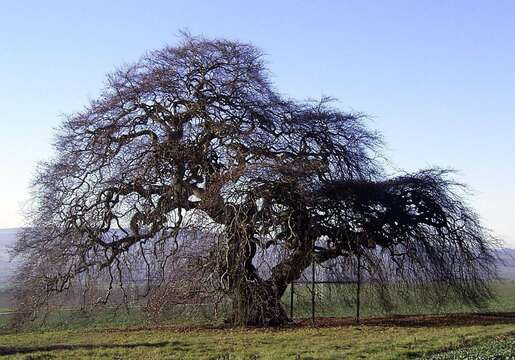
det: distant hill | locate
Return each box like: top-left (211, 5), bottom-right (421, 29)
top-left (0, 228), bottom-right (18, 286)
top-left (496, 248), bottom-right (515, 279)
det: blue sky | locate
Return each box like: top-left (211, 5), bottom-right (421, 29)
top-left (0, 1), bottom-right (513, 245)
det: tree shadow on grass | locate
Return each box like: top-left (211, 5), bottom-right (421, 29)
top-left (0, 341), bottom-right (171, 356)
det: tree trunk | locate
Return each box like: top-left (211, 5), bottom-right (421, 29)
top-left (230, 279), bottom-right (289, 326)
top-left (223, 222), bottom-right (310, 326)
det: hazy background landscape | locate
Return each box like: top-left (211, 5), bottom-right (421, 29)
top-left (0, 228), bottom-right (17, 286)
top-left (2, 227), bottom-right (515, 292)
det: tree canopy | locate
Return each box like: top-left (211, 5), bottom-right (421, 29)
top-left (13, 35), bottom-right (497, 326)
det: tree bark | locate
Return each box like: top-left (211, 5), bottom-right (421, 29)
top-left (229, 279), bottom-right (289, 326)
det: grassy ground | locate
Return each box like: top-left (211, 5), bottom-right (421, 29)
top-left (1, 317), bottom-right (514, 359)
top-left (2, 281), bottom-right (514, 332)
top-left (0, 282), bottom-right (514, 358)
top-left (288, 280), bottom-right (515, 319)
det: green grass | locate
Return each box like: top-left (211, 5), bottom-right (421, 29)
top-left (1, 281), bottom-right (513, 333)
top-left (0, 281), bottom-right (515, 330)
top-left (0, 281), bottom-right (514, 358)
top-left (1, 321), bottom-right (514, 359)
top-left (285, 280), bottom-right (515, 319)
top-left (0, 303), bottom-right (227, 332)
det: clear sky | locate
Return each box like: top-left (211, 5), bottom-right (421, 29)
top-left (0, 1), bottom-right (513, 246)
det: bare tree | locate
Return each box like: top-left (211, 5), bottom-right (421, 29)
top-left (12, 35), bottom-right (497, 327)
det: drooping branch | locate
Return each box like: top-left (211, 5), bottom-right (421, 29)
top-left (11, 35), bottom-right (498, 327)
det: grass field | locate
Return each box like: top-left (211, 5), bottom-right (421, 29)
top-left (1, 316), bottom-right (514, 359)
top-left (0, 281), bottom-right (514, 359)
top-left (2, 281), bottom-right (514, 332)
top-left (288, 280), bottom-right (515, 319)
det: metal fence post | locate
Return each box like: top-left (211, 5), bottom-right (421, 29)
top-left (290, 281), bottom-right (294, 320)
top-left (311, 260), bottom-right (316, 327)
top-left (356, 254), bottom-right (361, 324)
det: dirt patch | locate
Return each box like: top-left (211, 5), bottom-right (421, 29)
top-left (296, 312), bottom-right (515, 328)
